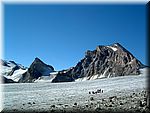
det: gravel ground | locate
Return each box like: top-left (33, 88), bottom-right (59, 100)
top-left (1, 70), bottom-right (149, 113)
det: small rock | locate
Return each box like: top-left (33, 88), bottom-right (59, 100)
top-left (58, 103), bottom-right (63, 106)
top-left (90, 97), bottom-right (94, 101)
top-left (85, 104), bottom-right (88, 107)
top-left (140, 101), bottom-right (146, 107)
top-left (111, 101), bottom-right (114, 104)
top-left (109, 96), bottom-right (117, 100)
top-left (51, 105), bottom-right (55, 108)
top-left (102, 98), bottom-right (105, 101)
top-left (33, 102), bottom-right (35, 104)
top-left (13, 109), bottom-right (17, 111)
top-left (92, 91), bottom-right (95, 94)
top-left (97, 89), bottom-right (101, 93)
top-left (109, 104), bottom-right (112, 107)
top-left (27, 102), bottom-right (32, 105)
top-left (74, 103), bottom-right (77, 106)
top-left (120, 102), bottom-right (123, 105)
top-left (64, 104), bottom-right (68, 107)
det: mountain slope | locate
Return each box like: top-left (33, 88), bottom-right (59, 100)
top-left (19, 57), bottom-right (55, 83)
top-left (52, 43), bottom-right (144, 82)
top-left (0, 59), bottom-right (27, 83)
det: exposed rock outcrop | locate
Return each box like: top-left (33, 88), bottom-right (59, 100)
top-left (19, 57), bottom-right (54, 83)
top-left (52, 43), bottom-right (144, 82)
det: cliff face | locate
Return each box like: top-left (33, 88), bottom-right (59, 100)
top-left (19, 57), bottom-right (54, 83)
top-left (52, 43), bottom-right (143, 82)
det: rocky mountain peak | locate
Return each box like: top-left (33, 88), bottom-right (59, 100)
top-left (34, 57), bottom-right (43, 62)
top-left (31, 57), bottom-right (54, 70)
top-left (19, 57), bottom-right (55, 82)
top-left (52, 43), bottom-right (144, 82)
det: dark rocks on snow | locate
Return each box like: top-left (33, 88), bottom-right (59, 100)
top-left (90, 97), bottom-right (94, 101)
top-left (74, 103), bottom-right (77, 106)
top-left (51, 105), bottom-right (55, 108)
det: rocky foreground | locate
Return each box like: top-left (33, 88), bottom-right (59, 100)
top-left (3, 90), bottom-right (149, 113)
top-left (1, 68), bottom-right (149, 113)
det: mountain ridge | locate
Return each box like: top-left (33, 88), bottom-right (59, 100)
top-left (51, 43), bottom-right (144, 82)
top-left (0, 43), bottom-right (146, 83)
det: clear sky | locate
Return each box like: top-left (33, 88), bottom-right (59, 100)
top-left (4, 4), bottom-right (147, 71)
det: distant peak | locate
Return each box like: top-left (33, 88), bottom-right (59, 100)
top-left (34, 57), bottom-right (42, 61)
top-left (32, 57), bottom-right (45, 64)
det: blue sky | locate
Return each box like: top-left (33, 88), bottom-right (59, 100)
top-left (4, 4), bottom-right (147, 71)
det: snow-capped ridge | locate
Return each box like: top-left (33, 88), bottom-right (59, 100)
top-left (1, 59), bottom-right (27, 83)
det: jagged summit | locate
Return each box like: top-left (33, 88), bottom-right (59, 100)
top-left (95, 43), bottom-right (126, 52)
top-left (52, 43), bottom-right (144, 82)
top-left (34, 57), bottom-right (43, 63)
top-left (19, 57), bottom-right (55, 83)
top-left (31, 57), bottom-right (54, 70)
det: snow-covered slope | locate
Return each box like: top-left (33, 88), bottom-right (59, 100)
top-left (75, 67), bottom-right (149, 82)
top-left (34, 72), bottom-right (58, 83)
top-left (0, 60), bottom-right (27, 82)
top-left (2, 67), bottom-right (148, 113)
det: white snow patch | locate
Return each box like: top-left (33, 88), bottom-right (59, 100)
top-left (50, 71), bottom-right (58, 75)
top-left (3, 69), bottom-right (27, 82)
top-left (127, 59), bottom-right (134, 64)
top-left (139, 67), bottom-right (149, 76)
top-left (107, 46), bottom-right (118, 51)
top-left (90, 74), bottom-right (99, 80)
top-left (34, 74), bottom-right (57, 83)
top-left (75, 77), bottom-right (88, 82)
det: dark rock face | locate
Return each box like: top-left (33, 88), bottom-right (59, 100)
top-left (53, 43), bottom-right (143, 82)
top-left (19, 57), bottom-right (54, 83)
top-left (52, 71), bottom-right (74, 83)
top-left (0, 60), bottom-right (9, 67)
